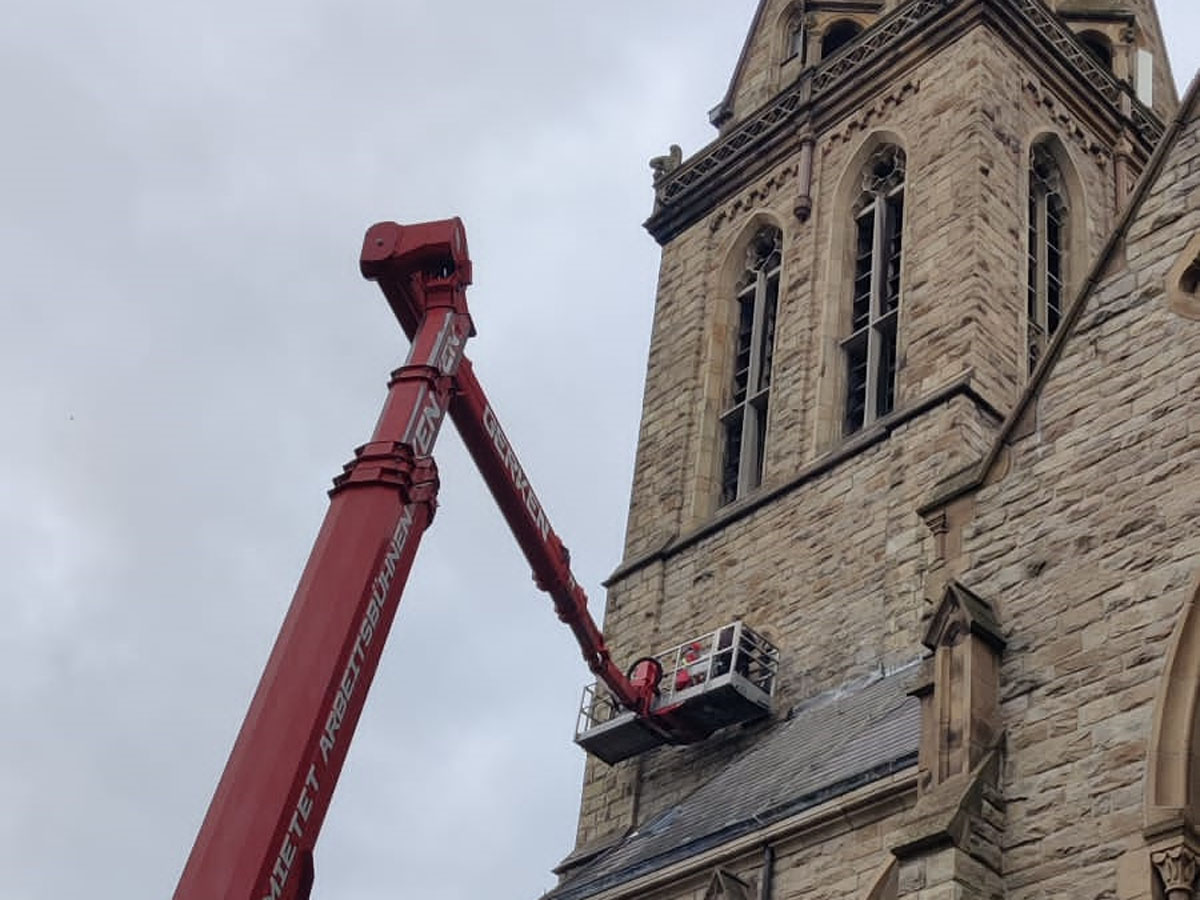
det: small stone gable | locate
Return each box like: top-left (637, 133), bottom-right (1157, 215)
top-left (703, 869), bottom-right (753, 900)
top-left (710, 0), bottom-right (898, 129)
top-left (922, 581), bottom-right (1005, 654)
top-left (709, 0), bottom-right (786, 127)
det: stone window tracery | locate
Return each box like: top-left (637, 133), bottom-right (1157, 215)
top-left (1027, 142), bottom-right (1069, 372)
top-left (844, 145), bottom-right (904, 435)
top-left (721, 225), bottom-right (782, 505)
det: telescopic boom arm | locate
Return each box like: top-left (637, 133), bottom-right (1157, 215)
top-left (361, 222), bottom-right (662, 717)
top-left (174, 219), bottom-right (667, 900)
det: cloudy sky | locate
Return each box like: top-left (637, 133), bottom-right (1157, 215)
top-left (2, 3), bottom-right (1197, 899)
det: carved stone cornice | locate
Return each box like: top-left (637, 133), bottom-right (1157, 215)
top-left (807, 0), bottom-right (885, 12)
top-left (1055, 6), bottom-right (1136, 27)
top-left (1003, 0), bottom-right (1162, 144)
top-left (708, 164), bottom-right (799, 234)
top-left (1152, 846), bottom-right (1198, 899)
top-left (647, 0), bottom-right (949, 244)
top-left (643, 0), bottom-right (1164, 246)
top-left (1023, 78), bottom-right (1113, 163)
top-left (822, 80), bottom-right (920, 151)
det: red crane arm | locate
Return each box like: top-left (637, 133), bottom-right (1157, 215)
top-left (449, 359), bottom-right (647, 711)
top-left (174, 219), bottom-right (663, 900)
top-left (361, 222), bottom-right (657, 717)
top-left (174, 222), bottom-right (470, 900)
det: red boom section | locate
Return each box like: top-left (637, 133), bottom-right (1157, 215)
top-left (360, 221), bottom-right (662, 722)
top-left (176, 219), bottom-right (674, 900)
top-left (175, 221), bottom-right (473, 900)
top-left (451, 361), bottom-right (651, 714)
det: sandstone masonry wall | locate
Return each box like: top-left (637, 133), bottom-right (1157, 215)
top-left (587, 20), bottom-right (1136, 853)
top-left (622, 26), bottom-right (1122, 564)
top-left (957, 97), bottom-right (1200, 898)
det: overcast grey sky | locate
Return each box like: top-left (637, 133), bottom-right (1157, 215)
top-left (1, 3), bottom-right (1196, 899)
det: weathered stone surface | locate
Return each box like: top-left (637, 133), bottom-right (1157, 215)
top-left (557, 1), bottom-right (1198, 899)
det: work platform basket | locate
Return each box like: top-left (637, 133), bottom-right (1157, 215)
top-left (575, 621), bottom-right (779, 765)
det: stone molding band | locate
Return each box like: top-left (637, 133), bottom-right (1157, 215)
top-left (646, 0), bottom-right (1163, 244)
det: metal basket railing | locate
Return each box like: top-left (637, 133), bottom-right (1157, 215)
top-left (655, 621), bottom-right (778, 703)
top-left (575, 621), bottom-right (779, 737)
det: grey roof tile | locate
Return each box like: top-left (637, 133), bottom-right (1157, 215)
top-left (545, 665), bottom-right (920, 900)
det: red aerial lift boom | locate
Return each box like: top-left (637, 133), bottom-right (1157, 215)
top-left (172, 219), bottom-right (682, 900)
top-left (175, 219), bottom-right (779, 900)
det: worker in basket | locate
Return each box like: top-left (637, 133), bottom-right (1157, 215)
top-left (674, 641), bottom-right (709, 691)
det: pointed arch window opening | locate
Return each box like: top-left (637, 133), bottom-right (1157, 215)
top-left (1077, 30), bottom-right (1114, 72)
top-left (721, 226), bottom-right (782, 506)
top-left (1027, 144), bottom-right (1068, 373)
top-left (820, 19), bottom-right (863, 61)
top-left (844, 145), bottom-right (904, 435)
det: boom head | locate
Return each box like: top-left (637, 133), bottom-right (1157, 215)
top-left (360, 219), bottom-right (473, 339)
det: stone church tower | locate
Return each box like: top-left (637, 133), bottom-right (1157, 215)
top-left (546, 0), bottom-right (1200, 897)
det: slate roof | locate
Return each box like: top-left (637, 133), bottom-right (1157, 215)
top-left (545, 664), bottom-right (921, 900)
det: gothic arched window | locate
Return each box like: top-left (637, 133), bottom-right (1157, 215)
top-left (1027, 143), bottom-right (1069, 371)
top-left (1078, 30), bottom-right (1114, 71)
top-left (721, 226), bottom-right (782, 506)
top-left (844, 145), bottom-right (904, 435)
top-left (821, 19), bottom-right (862, 60)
